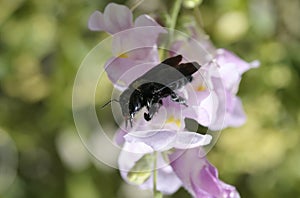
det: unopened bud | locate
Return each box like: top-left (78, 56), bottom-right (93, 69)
top-left (183, 0), bottom-right (203, 9)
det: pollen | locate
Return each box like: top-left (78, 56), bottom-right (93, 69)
top-left (166, 116), bottom-right (181, 127)
top-left (118, 53), bottom-right (129, 58)
top-left (197, 85), bottom-right (206, 92)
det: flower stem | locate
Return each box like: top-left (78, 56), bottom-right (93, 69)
top-left (130, 0), bottom-right (145, 11)
top-left (160, 0), bottom-right (182, 60)
top-left (168, 0), bottom-right (182, 46)
top-left (153, 152), bottom-right (162, 198)
top-left (170, 0), bottom-right (183, 32)
top-left (193, 5), bottom-right (204, 28)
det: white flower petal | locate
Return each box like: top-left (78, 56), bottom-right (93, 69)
top-left (173, 132), bottom-right (212, 149)
top-left (124, 130), bottom-right (176, 151)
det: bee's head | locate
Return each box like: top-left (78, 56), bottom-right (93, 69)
top-left (119, 89), bottom-right (132, 118)
top-left (119, 88), bottom-right (143, 127)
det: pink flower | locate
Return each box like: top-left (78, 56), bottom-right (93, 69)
top-left (115, 98), bottom-right (212, 194)
top-left (88, 3), bottom-right (165, 34)
top-left (209, 49), bottom-right (259, 129)
top-left (169, 148), bottom-right (240, 198)
top-left (88, 4), bottom-right (257, 197)
top-left (88, 3), bottom-right (166, 89)
top-left (171, 29), bottom-right (259, 130)
top-left (212, 49), bottom-right (260, 91)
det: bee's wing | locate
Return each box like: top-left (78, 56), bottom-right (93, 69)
top-left (161, 54), bottom-right (201, 77)
top-left (175, 62), bottom-right (201, 77)
top-left (131, 55), bottom-right (201, 89)
top-left (156, 62), bottom-right (201, 91)
top-left (161, 54), bottom-right (182, 66)
top-left (148, 61), bottom-right (201, 83)
top-left (138, 55), bottom-right (183, 80)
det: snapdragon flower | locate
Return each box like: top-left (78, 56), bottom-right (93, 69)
top-left (115, 99), bottom-right (213, 194)
top-left (171, 27), bottom-right (259, 130)
top-left (169, 148), bottom-right (240, 198)
top-left (88, 3), bottom-right (258, 198)
top-left (88, 3), bottom-right (166, 89)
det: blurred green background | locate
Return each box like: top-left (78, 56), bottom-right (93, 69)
top-left (0, 0), bottom-right (300, 197)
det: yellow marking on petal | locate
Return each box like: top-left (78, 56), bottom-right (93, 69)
top-left (197, 85), bottom-right (206, 92)
top-left (174, 119), bottom-right (181, 127)
top-left (118, 53), bottom-right (129, 58)
top-left (166, 116), bottom-right (181, 128)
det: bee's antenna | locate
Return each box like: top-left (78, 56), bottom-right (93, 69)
top-left (100, 99), bottom-right (119, 109)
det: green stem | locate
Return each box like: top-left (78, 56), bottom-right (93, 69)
top-left (193, 5), bottom-right (204, 28)
top-left (130, 0), bottom-right (145, 11)
top-left (153, 152), bottom-right (162, 198)
top-left (169, 0), bottom-right (183, 31)
top-left (160, 0), bottom-right (182, 60)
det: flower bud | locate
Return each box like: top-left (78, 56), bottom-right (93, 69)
top-left (183, 0), bottom-right (203, 9)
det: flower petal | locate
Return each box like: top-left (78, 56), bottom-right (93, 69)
top-left (173, 132), bottom-right (212, 149)
top-left (216, 49), bottom-right (259, 75)
top-left (214, 49), bottom-right (260, 94)
top-left (225, 94), bottom-right (246, 128)
top-left (105, 57), bottom-right (157, 89)
top-left (169, 148), bottom-right (240, 198)
top-left (111, 27), bottom-right (163, 61)
top-left (191, 163), bottom-right (240, 198)
top-left (88, 11), bottom-right (106, 31)
top-left (114, 128), bottom-right (127, 146)
top-left (134, 14), bottom-right (161, 27)
top-left (124, 130), bottom-right (177, 151)
top-left (183, 107), bottom-right (210, 126)
top-left (125, 130), bottom-right (211, 151)
top-left (206, 77), bottom-right (227, 131)
top-left (216, 61), bottom-right (240, 93)
top-left (118, 142), bottom-right (153, 182)
top-left (184, 88), bottom-right (219, 127)
top-left (171, 37), bottom-right (213, 65)
top-left (134, 14), bottom-right (167, 46)
top-left (103, 3), bottom-right (133, 34)
top-left (139, 154), bottom-right (182, 194)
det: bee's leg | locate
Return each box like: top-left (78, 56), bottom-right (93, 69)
top-left (129, 114), bottom-right (133, 127)
top-left (170, 92), bottom-right (188, 107)
top-left (144, 102), bottom-right (161, 121)
top-left (146, 100), bottom-right (151, 110)
top-left (125, 114), bottom-right (133, 128)
top-left (125, 118), bottom-right (132, 128)
top-left (144, 113), bottom-right (151, 121)
top-left (161, 87), bottom-right (188, 107)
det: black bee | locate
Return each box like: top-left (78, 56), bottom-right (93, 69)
top-left (117, 55), bottom-right (201, 127)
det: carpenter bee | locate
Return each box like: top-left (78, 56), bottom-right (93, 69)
top-left (105, 55), bottom-right (201, 127)
top-left (104, 55), bottom-right (201, 127)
